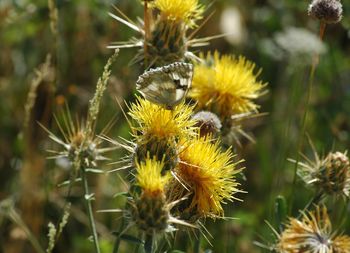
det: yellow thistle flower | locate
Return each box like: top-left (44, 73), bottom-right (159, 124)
top-left (168, 136), bottom-right (242, 219)
top-left (132, 158), bottom-right (172, 234)
top-left (152, 0), bottom-right (204, 28)
top-left (109, 0), bottom-right (212, 66)
top-left (135, 158), bottom-right (171, 196)
top-left (276, 205), bottom-right (350, 253)
top-left (190, 51), bottom-right (267, 118)
top-left (128, 97), bottom-right (197, 142)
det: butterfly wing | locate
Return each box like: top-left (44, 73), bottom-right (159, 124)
top-left (136, 62), bottom-right (193, 109)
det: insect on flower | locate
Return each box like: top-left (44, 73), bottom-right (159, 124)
top-left (136, 62), bottom-right (193, 110)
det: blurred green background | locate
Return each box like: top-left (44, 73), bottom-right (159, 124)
top-left (1, 0), bottom-right (350, 252)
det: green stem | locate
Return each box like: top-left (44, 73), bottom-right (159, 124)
top-left (113, 216), bottom-right (126, 253)
top-left (133, 231), bottom-right (143, 253)
top-left (297, 192), bottom-right (324, 219)
top-left (289, 22), bottom-right (326, 213)
top-left (81, 167), bottom-right (101, 253)
top-left (194, 230), bottom-right (201, 253)
top-left (144, 233), bottom-right (154, 253)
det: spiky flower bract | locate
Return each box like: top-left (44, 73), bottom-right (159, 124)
top-left (190, 51), bottom-right (267, 119)
top-left (128, 96), bottom-right (197, 142)
top-left (152, 0), bottom-right (204, 28)
top-left (167, 136), bottom-right (242, 220)
top-left (44, 110), bottom-right (113, 169)
top-left (275, 205), bottom-right (350, 253)
top-left (292, 144), bottom-right (350, 198)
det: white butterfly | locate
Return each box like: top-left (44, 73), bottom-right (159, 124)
top-left (136, 62), bottom-right (193, 110)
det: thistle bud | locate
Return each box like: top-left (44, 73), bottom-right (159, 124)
top-left (132, 193), bottom-right (169, 234)
top-left (308, 0), bottom-right (343, 24)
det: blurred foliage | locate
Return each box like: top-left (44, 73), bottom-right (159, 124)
top-left (0, 0), bottom-right (350, 252)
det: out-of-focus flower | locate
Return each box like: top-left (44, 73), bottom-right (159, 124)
top-left (167, 136), bottom-right (243, 221)
top-left (190, 51), bottom-right (266, 119)
top-left (308, 0), bottom-right (343, 24)
top-left (262, 27), bottom-right (327, 63)
top-left (291, 144), bottom-right (350, 197)
top-left (220, 7), bottom-right (247, 46)
top-left (275, 205), bottom-right (350, 253)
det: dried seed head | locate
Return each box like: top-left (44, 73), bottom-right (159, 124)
top-left (308, 0), bottom-right (343, 24)
top-left (192, 111), bottom-right (222, 137)
top-left (275, 205), bottom-right (350, 253)
top-left (318, 151), bottom-right (350, 195)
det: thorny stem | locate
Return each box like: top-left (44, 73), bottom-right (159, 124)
top-left (289, 22), bottom-right (326, 212)
top-left (144, 233), bottom-right (154, 253)
top-left (80, 165), bottom-right (101, 253)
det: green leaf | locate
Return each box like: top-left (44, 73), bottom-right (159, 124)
top-left (113, 192), bottom-right (128, 198)
top-left (275, 195), bottom-right (287, 230)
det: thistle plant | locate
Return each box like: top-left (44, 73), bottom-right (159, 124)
top-left (289, 0), bottom-right (344, 211)
top-left (3, 0), bottom-right (350, 252)
top-left (44, 50), bottom-right (119, 253)
top-left (108, 0), bottom-right (223, 67)
top-left (274, 205), bottom-right (350, 253)
top-left (291, 147), bottom-right (350, 198)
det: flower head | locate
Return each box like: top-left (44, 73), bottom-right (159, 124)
top-left (308, 0), bottom-right (343, 24)
top-left (292, 143), bottom-right (350, 197)
top-left (167, 136), bottom-right (242, 220)
top-left (135, 158), bottom-right (171, 196)
top-left (276, 205), bottom-right (350, 253)
top-left (109, 1), bottom-right (213, 66)
top-left (152, 0), bottom-right (204, 28)
top-left (190, 51), bottom-right (266, 119)
top-left (128, 97), bottom-right (197, 142)
top-left (132, 158), bottom-right (172, 234)
top-left (44, 110), bottom-right (112, 168)
top-left (192, 111), bottom-right (222, 138)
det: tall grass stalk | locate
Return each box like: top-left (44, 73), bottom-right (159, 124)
top-left (72, 50), bottom-right (119, 253)
top-left (289, 22), bottom-right (326, 212)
